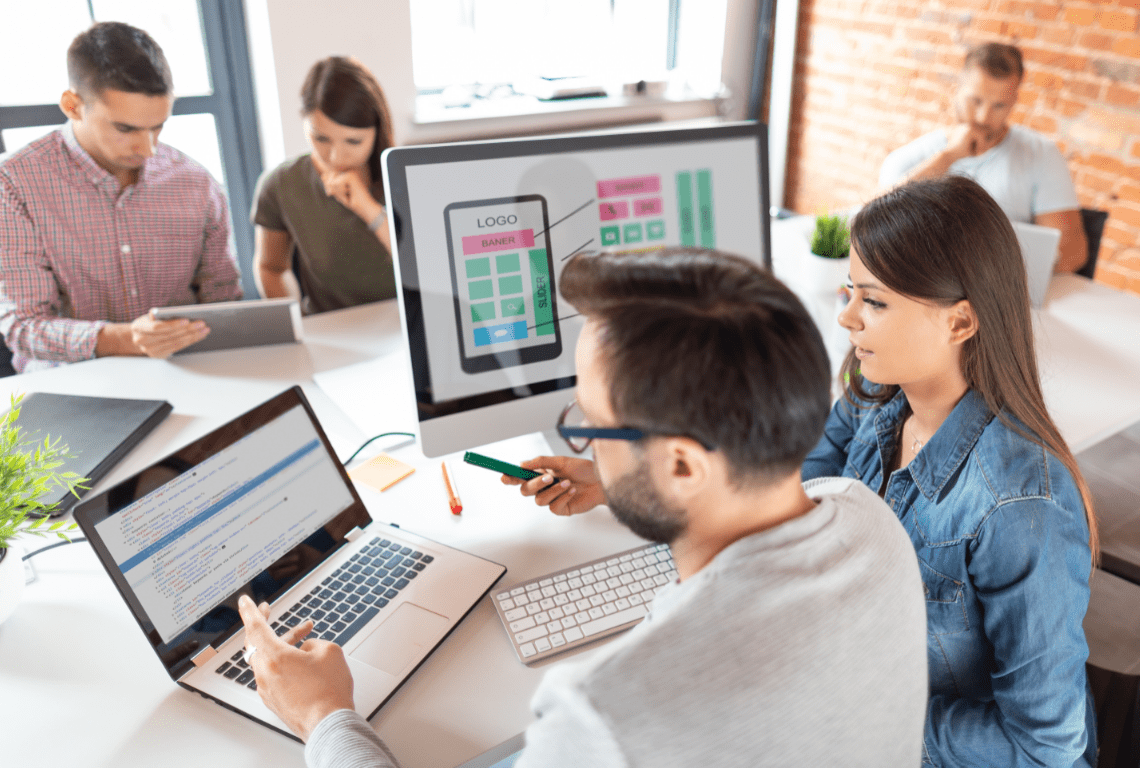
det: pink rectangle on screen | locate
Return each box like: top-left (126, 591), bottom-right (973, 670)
top-left (597, 175), bottom-right (661, 198)
top-left (462, 229), bottom-right (535, 255)
top-left (598, 201), bottom-right (629, 221)
top-left (632, 197), bottom-right (664, 216)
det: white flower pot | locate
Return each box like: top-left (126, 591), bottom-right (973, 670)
top-left (801, 251), bottom-right (851, 298)
top-left (0, 542), bottom-right (24, 626)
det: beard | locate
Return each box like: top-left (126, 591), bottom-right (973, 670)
top-left (603, 460), bottom-right (687, 545)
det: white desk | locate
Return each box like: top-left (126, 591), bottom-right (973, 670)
top-left (0, 302), bottom-right (644, 768)
top-left (3, 268), bottom-right (1140, 768)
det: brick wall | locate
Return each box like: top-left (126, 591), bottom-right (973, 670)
top-left (784, 0), bottom-right (1140, 295)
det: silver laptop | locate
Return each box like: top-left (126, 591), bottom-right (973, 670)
top-left (1011, 220), bottom-right (1061, 308)
top-left (75, 386), bottom-right (506, 740)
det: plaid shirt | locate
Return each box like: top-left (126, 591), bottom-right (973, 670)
top-left (0, 123), bottom-right (242, 372)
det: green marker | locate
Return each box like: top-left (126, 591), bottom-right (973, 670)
top-left (464, 451), bottom-right (542, 480)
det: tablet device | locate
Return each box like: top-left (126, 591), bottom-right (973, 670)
top-left (453, 733), bottom-right (526, 768)
top-left (151, 298), bottom-right (303, 353)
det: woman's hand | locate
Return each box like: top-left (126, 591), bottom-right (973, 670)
top-left (322, 167), bottom-right (383, 224)
top-left (501, 456), bottom-right (605, 516)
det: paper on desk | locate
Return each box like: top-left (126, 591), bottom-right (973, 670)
top-left (349, 452), bottom-right (416, 492)
top-left (312, 352), bottom-right (418, 439)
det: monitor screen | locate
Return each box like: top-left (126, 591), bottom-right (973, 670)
top-left (383, 122), bottom-right (771, 457)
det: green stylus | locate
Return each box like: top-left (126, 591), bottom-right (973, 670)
top-left (463, 451), bottom-right (543, 480)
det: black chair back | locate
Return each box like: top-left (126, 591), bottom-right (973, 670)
top-left (1079, 208), bottom-right (1109, 280)
top-left (1089, 662), bottom-right (1140, 768)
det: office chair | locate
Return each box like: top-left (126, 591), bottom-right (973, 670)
top-left (0, 338), bottom-right (15, 378)
top-left (1088, 662), bottom-right (1140, 768)
top-left (1078, 208), bottom-right (1109, 280)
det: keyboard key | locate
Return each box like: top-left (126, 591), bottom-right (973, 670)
top-left (420, 555), bottom-right (434, 563)
top-left (553, 594), bottom-right (569, 606)
top-left (384, 588), bottom-right (399, 599)
top-left (549, 606), bottom-right (564, 620)
top-left (352, 575), bottom-right (366, 585)
top-left (382, 576), bottom-right (395, 587)
top-left (331, 581), bottom-right (345, 592)
top-left (510, 616), bottom-right (537, 632)
top-left (588, 607), bottom-right (605, 620)
top-left (406, 571), bottom-right (418, 580)
top-left (362, 594), bottom-right (377, 604)
top-left (390, 567), bottom-right (407, 578)
top-left (224, 666), bottom-right (242, 679)
top-left (319, 589), bottom-right (333, 599)
top-left (615, 598), bottom-right (631, 610)
top-left (539, 598), bottom-right (555, 610)
top-left (332, 606), bottom-right (379, 646)
top-left (402, 557), bottom-right (416, 567)
top-left (365, 576), bottom-right (380, 586)
top-left (363, 566), bottom-right (377, 576)
top-left (314, 622), bottom-right (330, 633)
top-left (346, 594), bottom-right (360, 604)
top-left (216, 662), bottom-right (232, 675)
top-left (515, 625), bottom-right (549, 643)
top-left (331, 622), bottom-right (347, 633)
top-left (236, 670), bottom-right (255, 685)
top-left (375, 597), bottom-right (389, 608)
top-left (550, 633), bottom-right (566, 647)
top-left (300, 594), bottom-right (312, 604)
top-left (247, 680), bottom-right (258, 691)
top-left (564, 627), bottom-right (584, 642)
top-left (413, 563), bottom-right (426, 572)
top-left (504, 607), bottom-right (527, 621)
top-left (230, 651), bottom-right (244, 661)
top-left (285, 616), bottom-right (301, 627)
top-left (628, 593), bottom-right (643, 606)
top-left (351, 603), bottom-right (367, 614)
top-left (533, 611), bottom-right (550, 624)
top-left (350, 553), bottom-right (361, 562)
top-left (519, 642), bottom-right (537, 658)
top-left (321, 631), bottom-right (336, 641)
top-left (356, 585), bottom-right (370, 594)
top-left (359, 556), bottom-right (372, 565)
top-left (580, 605), bottom-right (649, 637)
top-left (325, 612), bottom-right (341, 624)
top-left (297, 607), bottom-right (312, 618)
top-left (399, 546), bottom-right (412, 555)
top-left (601, 603), bottom-right (617, 616)
top-left (377, 538), bottom-right (391, 547)
top-left (395, 578), bottom-right (409, 589)
top-left (274, 626), bottom-right (289, 636)
top-left (411, 551), bottom-right (423, 559)
top-left (561, 616), bottom-right (578, 628)
top-left (333, 591), bottom-right (347, 602)
top-left (534, 637), bottom-right (552, 652)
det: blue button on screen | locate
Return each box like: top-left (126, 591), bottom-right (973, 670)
top-left (473, 320), bottom-right (529, 347)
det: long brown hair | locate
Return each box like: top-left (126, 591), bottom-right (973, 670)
top-left (841, 175), bottom-right (1097, 559)
top-left (300, 56), bottom-right (395, 202)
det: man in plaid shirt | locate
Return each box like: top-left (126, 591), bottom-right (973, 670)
top-left (0, 21), bottom-right (242, 373)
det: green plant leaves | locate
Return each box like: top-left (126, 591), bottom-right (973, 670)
top-left (811, 214), bottom-right (851, 260)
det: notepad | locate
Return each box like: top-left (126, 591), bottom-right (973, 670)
top-left (10, 392), bottom-right (172, 517)
top-left (348, 452), bottom-right (415, 492)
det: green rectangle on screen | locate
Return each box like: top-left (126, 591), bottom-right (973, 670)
top-left (501, 297), bottom-right (526, 316)
top-left (496, 253), bottom-right (521, 273)
top-left (623, 223), bottom-right (643, 243)
top-left (697, 169), bottom-right (715, 248)
top-left (528, 248), bottom-right (555, 336)
top-left (499, 275), bottom-right (524, 295)
top-left (466, 257), bottom-right (491, 278)
top-left (676, 172), bottom-right (695, 246)
top-left (470, 301), bottom-right (496, 323)
top-left (468, 279), bottom-right (493, 300)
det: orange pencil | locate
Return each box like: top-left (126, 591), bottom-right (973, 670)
top-left (441, 461), bottom-right (462, 515)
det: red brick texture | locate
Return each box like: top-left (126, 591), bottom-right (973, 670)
top-left (784, 0), bottom-right (1140, 296)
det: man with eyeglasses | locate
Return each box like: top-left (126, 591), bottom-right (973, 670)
top-left (237, 247), bottom-right (928, 767)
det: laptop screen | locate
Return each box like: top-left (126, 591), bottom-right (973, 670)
top-left (76, 387), bottom-right (371, 679)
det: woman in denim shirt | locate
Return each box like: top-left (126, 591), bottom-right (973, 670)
top-left (803, 176), bottom-right (1098, 767)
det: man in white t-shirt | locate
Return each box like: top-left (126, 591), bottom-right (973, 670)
top-left (879, 43), bottom-right (1087, 273)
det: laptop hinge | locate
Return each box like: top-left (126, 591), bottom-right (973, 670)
top-left (345, 526), bottom-right (364, 542)
top-left (190, 645), bottom-right (218, 668)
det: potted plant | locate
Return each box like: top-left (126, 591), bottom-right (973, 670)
top-left (0, 394), bottom-right (86, 626)
top-left (801, 212), bottom-right (852, 296)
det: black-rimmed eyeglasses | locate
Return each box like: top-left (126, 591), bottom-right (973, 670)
top-left (555, 400), bottom-right (716, 454)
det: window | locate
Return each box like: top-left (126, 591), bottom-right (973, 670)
top-left (0, 0), bottom-right (262, 298)
top-left (410, 0), bottom-right (728, 116)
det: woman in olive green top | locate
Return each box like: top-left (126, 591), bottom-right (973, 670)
top-left (252, 57), bottom-right (397, 314)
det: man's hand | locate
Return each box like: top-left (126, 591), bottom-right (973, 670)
top-left (95, 312), bottom-right (209, 358)
top-left (501, 456), bottom-right (605, 516)
top-left (130, 312), bottom-right (209, 357)
top-left (945, 123), bottom-right (1000, 161)
top-left (237, 594), bottom-right (355, 742)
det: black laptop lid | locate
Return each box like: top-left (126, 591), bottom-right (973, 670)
top-left (75, 386), bottom-right (371, 681)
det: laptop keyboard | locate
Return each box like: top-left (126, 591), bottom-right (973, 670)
top-left (492, 542), bottom-right (676, 664)
top-left (213, 535), bottom-right (434, 690)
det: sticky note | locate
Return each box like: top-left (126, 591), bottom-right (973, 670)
top-left (349, 453), bottom-right (415, 492)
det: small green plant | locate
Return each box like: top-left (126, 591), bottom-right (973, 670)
top-left (811, 214), bottom-right (851, 260)
top-left (0, 394), bottom-right (87, 550)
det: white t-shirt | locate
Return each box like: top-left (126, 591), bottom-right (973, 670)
top-left (878, 125), bottom-right (1079, 223)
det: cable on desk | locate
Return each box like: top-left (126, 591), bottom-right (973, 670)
top-left (22, 538), bottom-right (87, 561)
top-left (343, 432), bottom-right (415, 466)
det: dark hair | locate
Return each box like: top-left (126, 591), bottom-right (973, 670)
top-left (964, 42), bottom-right (1024, 81)
top-left (300, 57), bottom-right (395, 200)
top-left (841, 176), bottom-right (1097, 557)
top-left (67, 22), bottom-right (173, 99)
top-left (560, 247), bottom-right (831, 485)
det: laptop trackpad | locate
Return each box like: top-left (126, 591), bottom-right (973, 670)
top-left (349, 603), bottom-right (450, 676)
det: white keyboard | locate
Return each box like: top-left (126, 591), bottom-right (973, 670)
top-left (492, 542), bottom-right (678, 664)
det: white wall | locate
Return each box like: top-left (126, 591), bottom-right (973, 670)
top-left (248, 0), bottom-right (763, 170)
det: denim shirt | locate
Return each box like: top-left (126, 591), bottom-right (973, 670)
top-left (803, 389), bottom-right (1096, 768)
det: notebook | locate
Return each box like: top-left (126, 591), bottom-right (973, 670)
top-left (74, 386), bottom-right (506, 740)
top-left (10, 392), bottom-right (172, 517)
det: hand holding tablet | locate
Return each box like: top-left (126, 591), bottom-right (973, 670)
top-left (150, 298), bottom-right (303, 354)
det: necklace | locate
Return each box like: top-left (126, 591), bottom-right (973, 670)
top-left (908, 419), bottom-right (926, 455)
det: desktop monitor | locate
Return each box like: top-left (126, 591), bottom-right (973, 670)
top-left (382, 121), bottom-right (771, 457)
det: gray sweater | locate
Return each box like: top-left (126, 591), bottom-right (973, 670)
top-left (305, 477), bottom-right (928, 768)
